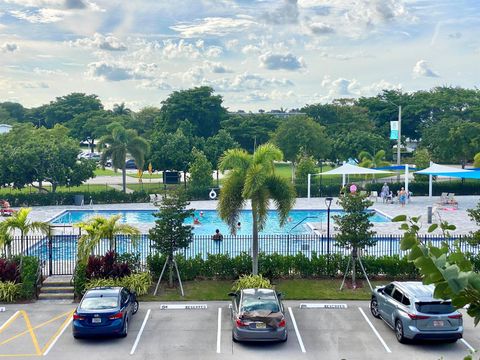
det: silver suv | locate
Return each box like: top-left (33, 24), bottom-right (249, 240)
top-left (370, 281), bottom-right (463, 343)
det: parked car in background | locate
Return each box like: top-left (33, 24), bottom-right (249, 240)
top-left (370, 281), bottom-right (463, 343)
top-left (72, 287), bottom-right (139, 338)
top-left (229, 288), bottom-right (287, 342)
top-left (125, 159), bottom-right (137, 169)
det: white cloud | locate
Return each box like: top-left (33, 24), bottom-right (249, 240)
top-left (320, 76), bottom-right (401, 100)
top-left (259, 52), bottom-right (306, 71)
top-left (1, 43), bottom-right (19, 52)
top-left (213, 73), bottom-right (294, 92)
top-left (71, 33), bottom-right (127, 51)
top-left (309, 22), bottom-right (334, 35)
top-left (170, 16), bottom-right (256, 38)
top-left (242, 44), bottom-right (261, 55)
top-left (412, 60), bottom-right (439, 78)
top-left (33, 67), bottom-right (68, 76)
top-left (161, 39), bottom-right (201, 59)
top-left (87, 61), bottom-right (151, 81)
top-left (263, 0), bottom-right (299, 25)
top-left (10, 8), bottom-right (66, 23)
top-left (203, 61), bottom-right (232, 74)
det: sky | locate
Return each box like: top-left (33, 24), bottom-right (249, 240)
top-left (0, 0), bottom-right (479, 112)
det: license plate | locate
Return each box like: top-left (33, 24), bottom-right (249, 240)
top-left (255, 322), bottom-right (266, 329)
top-left (433, 320), bottom-right (444, 327)
top-left (92, 318), bottom-right (101, 323)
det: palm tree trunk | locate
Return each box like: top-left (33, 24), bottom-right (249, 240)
top-left (252, 213), bottom-right (259, 275)
top-left (122, 165), bottom-right (127, 193)
top-left (21, 230), bottom-right (24, 254)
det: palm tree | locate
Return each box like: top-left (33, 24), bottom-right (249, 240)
top-left (0, 223), bottom-right (13, 257)
top-left (112, 102), bottom-right (131, 116)
top-left (218, 143), bottom-right (296, 275)
top-left (358, 150), bottom-right (390, 169)
top-left (75, 215), bottom-right (140, 262)
top-left (2, 208), bottom-right (50, 254)
top-left (98, 123), bottom-right (150, 193)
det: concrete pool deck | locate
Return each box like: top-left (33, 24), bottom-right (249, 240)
top-left (21, 195), bottom-right (480, 236)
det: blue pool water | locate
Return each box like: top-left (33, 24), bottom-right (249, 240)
top-left (51, 209), bottom-right (390, 235)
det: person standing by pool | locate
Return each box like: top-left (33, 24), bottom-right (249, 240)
top-left (399, 187), bottom-right (407, 207)
top-left (212, 229), bottom-right (223, 241)
top-left (380, 183), bottom-right (390, 203)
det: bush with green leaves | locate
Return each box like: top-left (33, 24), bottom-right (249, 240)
top-left (0, 281), bottom-right (21, 302)
top-left (15, 256), bottom-right (40, 299)
top-left (84, 272), bottom-right (152, 296)
top-left (232, 274), bottom-right (272, 291)
top-left (74, 262), bottom-right (88, 298)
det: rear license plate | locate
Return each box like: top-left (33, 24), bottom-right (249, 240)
top-left (92, 318), bottom-right (101, 323)
top-left (433, 320), bottom-right (444, 327)
top-left (255, 322), bottom-right (266, 329)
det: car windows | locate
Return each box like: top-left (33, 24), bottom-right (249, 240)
top-left (392, 289), bottom-right (403, 303)
top-left (79, 296), bottom-right (119, 310)
top-left (383, 284), bottom-right (395, 296)
top-left (241, 300), bottom-right (280, 313)
top-left (401, 295), bottom-right (411, 306)
top-left (415, 302), bottom-right (455, 314)
top-left (121, 289), bottom-right (129, 304)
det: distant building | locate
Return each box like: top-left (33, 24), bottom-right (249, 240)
top-left (229, 110), bottom-right (306, 118)
top-left (0, 124), bottom-right (12, 134)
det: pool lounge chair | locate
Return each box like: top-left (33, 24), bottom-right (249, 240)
top-left (439, 192), bottom-right (449, 204)
top-left (369, 191), bottom-right (378, 202)
top-left (446, 193), bottom-right (458, 208)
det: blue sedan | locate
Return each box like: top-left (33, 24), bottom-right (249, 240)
top-left (73, 287), bottom-right (139, 338)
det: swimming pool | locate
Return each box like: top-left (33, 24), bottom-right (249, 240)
top-left (51, 209), bottom-right (390, 235)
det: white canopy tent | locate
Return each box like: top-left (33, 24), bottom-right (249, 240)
top-left (415, 162), bottom-right (475, 198)
top-left (307, 163), bottom-right (392, 198)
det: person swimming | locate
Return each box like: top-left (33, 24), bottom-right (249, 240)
top-left (194, 217), bottom-right (201, 225)
top-left (237, 222), bottom-right (241, 228)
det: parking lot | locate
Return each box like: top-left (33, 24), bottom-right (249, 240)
top-left (0, 300), bottom-right (478, 359)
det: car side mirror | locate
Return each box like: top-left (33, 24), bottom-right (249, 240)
top-left (228, 292), bottom-right (237, 297)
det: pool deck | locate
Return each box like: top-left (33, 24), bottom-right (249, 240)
top-left (20, 195), bottom-right (480, 236)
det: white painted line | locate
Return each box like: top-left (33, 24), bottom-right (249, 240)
top-left (288, 307), bottom-right (306, 353)
top-left (216, 308), bottom-right (222, 354)
top-left (130, 309), bottom-right (151, 356)
top-left (461, 338), bottom-right (476, 352)
top-left (0, 310), bottom-right (19, 332)
top-left (43, 317), bottom-right (73, 356)
top-left (358, 307), bottom-right (392, 353)
top-left (0, 307), bottom-right (5, 312)
top-left (159, 304), bottom-right (207, 310)
top-left (299, 303), bottom-right (347, 309)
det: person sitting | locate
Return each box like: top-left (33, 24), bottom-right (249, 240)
top-left (0, 200), bottom-right (15, 217)
top-left (193, 217), bottom-right (201, 225)
top-left (212, 229), bottom-right (223, 241)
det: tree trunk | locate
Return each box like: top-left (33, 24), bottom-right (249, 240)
top-left (122, 165), bottom-right (127, 193)
top-left (109, 236), bottom-right (115, 252)
top-left (252, 212), bottom-right (259, 275)
top-left (21, 230), bottom-right (24, 255)
top-left (38, 180), bottom-right (43, 193)
top-left (168, 259), bottom-right (174, 288)
top-left (89, 139), bottom-right (95, 153)
top-left (351, 247), bottom-right (357, 289)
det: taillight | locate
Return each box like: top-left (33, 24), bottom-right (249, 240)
top-left (408, 313), bottom-right (430, 320)
top-left (278, 318), bottom-right (286, 327)
top-left (235, 318), bottom-right (248, 327)
top-left (73, 313), bottom-right (84, 321)
top-left (109, 312), bottom-right (123, 320)
top-left (448, 314), bottom-right (462, 319)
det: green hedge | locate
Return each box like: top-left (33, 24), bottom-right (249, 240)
top-left (2, 190), bottom-right (149, 207)
top-left (147, 253), bottom-right (419, 281)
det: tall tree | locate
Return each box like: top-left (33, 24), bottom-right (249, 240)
top-left (149, 191), bottom-right (194, 287)
top-left (333, 193), bottom-right (376, 289)
top-left (358, 150), bottom-right (390, 169)
top-left (98, 123), bottom-right (150, 192)
top-left (149, 129), bottom-right (193, 172)
top-left (188, 148), bottom-right (213, 199)
top-left (68, 110), bottom-right (112, 152)
top-left (159, 86), bottom-right (227, 138)
top-left (218, 144), bottom-right (296, 275)
top-left (112, 102), bottom-right (131, 116)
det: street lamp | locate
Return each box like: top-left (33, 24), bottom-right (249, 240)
top-left (325, 196), bottom-right (333, 272)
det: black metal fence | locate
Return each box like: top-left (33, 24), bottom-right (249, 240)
top-left (5, 234), bottom-right (478, 276)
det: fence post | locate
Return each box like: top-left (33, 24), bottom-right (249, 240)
top-left (287, 234), bottom-right (290, 256)
top-left (48, 235), bottom-right (53, 276)
top-left (389, 235), bottom-right (393, 257)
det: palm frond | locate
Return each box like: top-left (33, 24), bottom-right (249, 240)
top-left (265, 175), bottom-right (296, 226)
top-left (251, 188), bottom-right (269, 231)
top-left (219, 149), bottom-right (251, 172)
top-left (252, 143), bottom-right (283, 172)
top-left (242, 163), bottom-right (267, 199)
top-left (217, 169), bottom-right (246, 235)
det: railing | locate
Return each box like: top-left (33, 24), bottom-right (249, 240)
top-left (4, 233), bottom-right (477, 276)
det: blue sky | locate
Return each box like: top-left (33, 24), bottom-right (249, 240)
top-left (0, 0), bottom-right (479, 111)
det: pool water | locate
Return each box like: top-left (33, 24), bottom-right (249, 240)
top-left (51, 209), bottom-right (390, 235)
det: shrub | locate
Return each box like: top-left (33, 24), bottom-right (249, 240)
top-left (74, 262), bottom-right (87, 298)
top-left (86, 251), bottom-right (131, 279)
top-left (146, 253), bottom-right (168, 279)
top-left (117, 252), bottom-right (141, 272)
top-left (16, 256), bottom-right (40, 299)
top-left (84, 272), bottom-right (152, 296)
top-left (0, 258), bottom-right (19, 283)
top-left (0, 281), bottom-right (20, 302)
top-left (232, 274), bottom-right (272, 291)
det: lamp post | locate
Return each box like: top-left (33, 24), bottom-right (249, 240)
top-left (325, 196), bottom-right (333, 272)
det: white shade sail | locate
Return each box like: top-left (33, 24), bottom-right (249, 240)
top-left (317, 163), bottom-right (393, 176)
top-left (415, 163), bottom-right (473, 176)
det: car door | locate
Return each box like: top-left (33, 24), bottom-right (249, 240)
top-left (120, 289), bottom-right (130, 318)
top-left (378, 284), bottom-right (395, 319)
top-left (383, 288), bottom-right (403, 326)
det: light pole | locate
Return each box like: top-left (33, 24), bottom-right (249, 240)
top-left (325, 196), bottom-right (333, 273)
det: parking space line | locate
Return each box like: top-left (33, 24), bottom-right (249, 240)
top-left (287, 307), bottom-right (306, 353)
top-left (130, 309), bottom-right (151, 355)
top-left (461, 338), bottom-right (476, 352)
top-left (216, 308), bottom-right (221, 354)
top-left (42, 310), bottom-right (74, 356)
top-left (20, 311), bottom-right (42, 356)
top-left (0, 311), bottom-right (20, 334)
top-left (358, 307), bottom-right (391, 353)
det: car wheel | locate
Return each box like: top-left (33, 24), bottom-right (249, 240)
top-left (120, 318), bottom-right (128, 338)
top-left (395, 319), bottom-right (407, 343)
top-left (370, 298), bottom-right (380, 319)
top-left (280, 334), bottom-right (288, 343)
top-left (232, 332), bottom-right (238, 343)
top-left (132, 300), bottom-right (139, 315)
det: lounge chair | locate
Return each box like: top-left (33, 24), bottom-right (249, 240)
top-left (369, 191), bottom-right (378, 202)
top-left (446, 193), bottom-right (458, 208)
top-left (439, 192), bottom-right (448, 204)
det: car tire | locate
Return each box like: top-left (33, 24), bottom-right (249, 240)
top-left (280, 334), bottom-right (288, 343)
top-left (370, 298), bottom-right (381, 319)
top-left (444, 339), bottom-right (458, 344)
top-left (132, 300), bottom-right (139, 315)
top-left (395, 319), bottom-right (407, 343)
top-left (73, 334), bottom-right (81, 339)
top-left (232, 332), bottom-right (238, 343)
top-left (120, 318), bottom-right (128, 338)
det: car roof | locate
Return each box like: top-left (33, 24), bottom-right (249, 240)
top-left (240, 288), bottom-right (277, 299)
top-left (393, 281), bottom-right (437, 300)
top-left (85, 287), bottom-right (122, 297)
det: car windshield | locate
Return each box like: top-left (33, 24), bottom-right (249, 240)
top-left (80, 296), bottom-right (119, 310)
top-left (241, 290), bottom-right (280, 313)
top-left (415, 302), bottom-right (455, 314)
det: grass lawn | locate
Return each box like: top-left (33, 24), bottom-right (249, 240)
top-left (94, 168), bottom-right (119, 176)
top-left (139, 279), bottom-right (385, 302)
top-left (0, 184), bottom-right (110, 195)
top-left (128, 173), bottom-right (163, 179)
